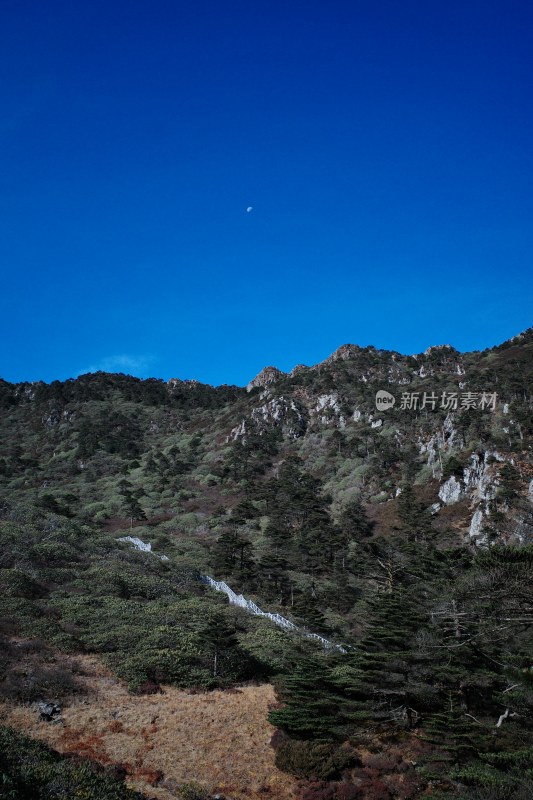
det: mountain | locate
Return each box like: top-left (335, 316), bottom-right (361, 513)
top-left (0, 328), bottom-right (532, 800)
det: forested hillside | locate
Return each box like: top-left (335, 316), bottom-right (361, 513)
top-left (1, 329), bottom-right (532, 799)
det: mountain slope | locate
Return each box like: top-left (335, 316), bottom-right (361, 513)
top-left (0, 328), bottom-right (532, 799)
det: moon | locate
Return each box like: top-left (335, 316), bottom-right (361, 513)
top-left (246, 206), bottom-right (253, 213)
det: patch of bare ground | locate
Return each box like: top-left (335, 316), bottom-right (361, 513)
top-left (0, 654), bottom-right (298, 800)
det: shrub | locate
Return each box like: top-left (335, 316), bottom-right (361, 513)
top-left (0, 664), bottom-right (79, 702)
top-left (442, 455), bottom-right (464, 479)
top-left (0, 636), bottom-right (81, 702)
top-left (355, 778), bottom-right (391, 800)
top-left (301, 781), bottom-right (363, 800)
top-left (0, 726), bottom-right (147, 799)
top-left (0, 569), bottom-right (45, 599)
top-left (134, 680), bottom-right (162, 695)
top-left (301, 781), bottom-right (337, 800)
top-left (178, 782), bottom-right (211, 800)
top-left (275, 740), bottom-right (356, 780)
top-left (363, 752), bottom-right (402, 771)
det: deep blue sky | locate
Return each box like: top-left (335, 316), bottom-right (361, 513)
top-left (1, 0), bottom-right (532, 386)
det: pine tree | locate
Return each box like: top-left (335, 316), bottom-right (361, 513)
top-left (397, 484), bottom-right (430, 541)
top-left (213, 528), bottom-right (255, 583)
top-left (338, 499), bottom-right (374, 541)
top-left (422, 705), bottom-right (490, 768)
top-left (269, 656), bottom-right (348, 740)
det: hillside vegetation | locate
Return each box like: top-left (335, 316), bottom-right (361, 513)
top-left (1, 329), bottom-right (532, 799)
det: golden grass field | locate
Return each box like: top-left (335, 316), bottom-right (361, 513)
top-left (0, 654), bottom-right (299, 800)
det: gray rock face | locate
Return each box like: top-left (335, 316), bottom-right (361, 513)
top-left (290, 364), bottom-right (308, 376)
top-left (438, 452), bottom-right (502, 508)
top-left (435, 451), bottom-right (524, 544)
top-left (230, 394), bottom-right (308, 441)
top-left (464, 453), bottom-right (503, 503)
top-left (439, 475), bottom-right (463, 505)
top-left (311, 392), bottom-right (346, 427)
top-left (423, 344), bottom-right (457, 356)
top-left (42, 410), bottom-right (61, 428)
top-left (322, 344), bottom-right (363, 363)
top-left (246, 366), bottom-right (286, 392)
top-left (167, 378), bottom-right (201, 390)
top-left (38, 702), bottom-right (61, 721)
top-left (468, 508), bottom-right (486, 544)
top-left (419, 414), bottom-right (458, 477)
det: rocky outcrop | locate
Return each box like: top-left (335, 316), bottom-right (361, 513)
top-left (468, 508), bottom-right (486, 542)
top-left (229, 394), bottom-right (308, 441)
top-left (423, 344), bottom-right (458, 356)
top-left (13, 382), bottom-right (43, 402)
top-left (387, 365), bottom-right (412, 385)
top-left (420, 414), bottom-right (459, 476)
top-left (290, 364), bottom-right (308, 377)
top-left (437, 451), bottom-right (510, 544)
top-left (439, 475), bottom-right (463, 505)
top-left (246, 366), bottom-right (286, 392)
top-left (310, 392), bottom-right (346, 427)
top-left (437, 451), bottom-right (503, 505)
top-left (167, 378), bottom-right (201, 389)
top-left (322, 344), bottom-right (364, 363)
top-left (38, 702), bottom-right (61, 722)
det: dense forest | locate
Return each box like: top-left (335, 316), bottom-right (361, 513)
top-left (1, 330), bottom-right (532, 799)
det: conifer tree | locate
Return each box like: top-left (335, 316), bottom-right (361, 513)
top-left (269, 656), bottom-right (349, 740)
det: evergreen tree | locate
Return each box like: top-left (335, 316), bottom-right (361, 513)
top-left (213, 527), bottom-right (255, 583)
top-left (340, 499), bottom-right (373, 537)
top-left (397, 484), bottom-right (430, 541)
top-left (269, 655), bottom-right (350, 740)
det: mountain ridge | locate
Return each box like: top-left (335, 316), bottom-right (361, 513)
top-left (3, 325), bottom-right (532, 390)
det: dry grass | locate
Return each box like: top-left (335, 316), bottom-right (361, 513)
top-left (0, 654), bottom-right (298, 800)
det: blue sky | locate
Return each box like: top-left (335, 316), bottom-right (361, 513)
top-left (1, 0), bottom-right (532, 386)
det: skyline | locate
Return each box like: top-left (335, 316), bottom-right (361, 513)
top-left (2, 324), bottom-right (531, 388)
top-left (1, 0), bottom-right (532, 386)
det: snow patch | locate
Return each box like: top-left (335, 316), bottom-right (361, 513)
top-left (117, 536), bottom-right (169, 561)
top-left (118, 535), bottom-right (152, 552)
top-left (201, 575), bottom-right (346, 653)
